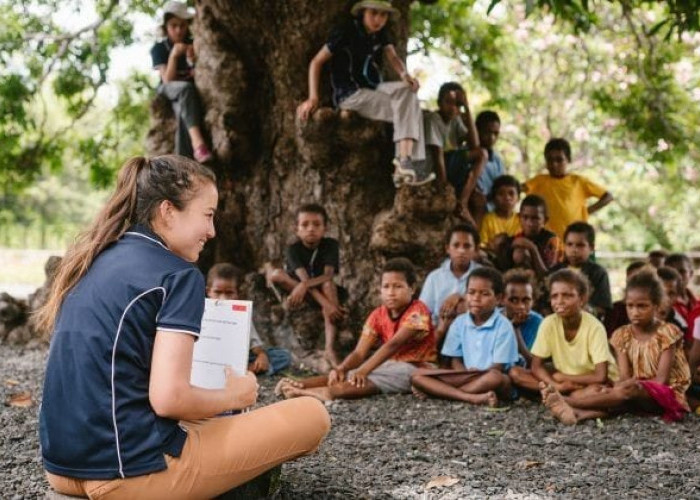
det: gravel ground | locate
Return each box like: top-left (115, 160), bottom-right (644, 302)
top-left (2, 344), bottom-right (700, 499)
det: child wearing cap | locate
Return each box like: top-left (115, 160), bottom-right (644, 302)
top-left (297, 1), bottom-right (434, 187)
top-left (150, 1), bottom-right (213, 163)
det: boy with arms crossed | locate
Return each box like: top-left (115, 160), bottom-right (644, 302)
top-left (266, 203), bottom-right (346, 367)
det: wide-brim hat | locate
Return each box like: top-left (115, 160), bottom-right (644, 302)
top-left (163, 1), bottom-right (195, 21)
top-left (350, 0), bottom-right (399, 17)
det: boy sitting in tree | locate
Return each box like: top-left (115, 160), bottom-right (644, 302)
top-left (275, 258), bottom-right (437, 401)
top-left (424, 82), bottom-right (487, 224)
top-left (266, 203), bottom-right (347, 367)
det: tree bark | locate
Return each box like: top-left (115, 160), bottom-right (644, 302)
top-left (147, 0), bottom-right (457, 370)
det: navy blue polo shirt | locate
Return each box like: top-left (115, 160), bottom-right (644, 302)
top-left (326, 19), bottom-right (392, 106)
top-left (40, 224), bottom-right (205, 479)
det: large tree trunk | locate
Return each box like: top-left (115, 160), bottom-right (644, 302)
top-left (148, 0), bottom-right (457, 371)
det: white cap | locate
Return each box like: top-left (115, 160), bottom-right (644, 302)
top-left (163, 1), bottom-right (194, 21)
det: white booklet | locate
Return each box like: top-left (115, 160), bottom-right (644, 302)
top-left (190, 298), bottom-right (252, 389)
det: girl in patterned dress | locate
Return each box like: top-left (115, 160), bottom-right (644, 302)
top-left (542, 270), bottom-right (691, 424)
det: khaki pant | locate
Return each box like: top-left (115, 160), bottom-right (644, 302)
top-left (46, 397), bottom-right (330, 499)
top-left (340, 81), bottom-right (426, 161)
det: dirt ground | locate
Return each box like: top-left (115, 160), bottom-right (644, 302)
top-left (2, 344), bottom-right (699, 499)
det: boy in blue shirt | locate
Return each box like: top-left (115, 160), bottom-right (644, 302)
top-left (411, 267), bottom-right (518, 406)
top-left (419, 224), bottom-right (481, 339)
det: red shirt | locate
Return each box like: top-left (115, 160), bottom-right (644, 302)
top-left (360, 300), bottom-right (437, 364)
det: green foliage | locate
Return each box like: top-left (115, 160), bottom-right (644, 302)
top-left (0, 0), bottom-right (159, 192)
top-left (411, 0), bottom-right (700, 250)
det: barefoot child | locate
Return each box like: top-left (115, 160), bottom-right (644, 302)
top-left (267, 203), bottom-right (346, 366)
top-left (150, 1), bottom-right (213, 162)
top-left (424, 82), bottom-right (487, 224)
top-left (276, 258), bottom-right (436, 401)
top-left (479, 175), bottom-right (522, 249)
top-left (419, 224), bottom-right (481, 337)
top-left (207, 263), bottom-right (292, 375)
top-left (297, 0), bottom-right (434, 186)
top-left (515, 269), bottom-right (618, 394)
top-left (542, 270), bottom-right (691, 424)
top-left (411, 267), bottom-right (518, 406)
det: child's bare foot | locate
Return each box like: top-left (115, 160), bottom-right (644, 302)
top-left (464, 391), bottom-right (498, 406)
top-left (411, 385), bottom-right (427, 400)
top-left (545, 390), bottom-right (577, 425)
top-left (539, 382), bottom-right (556, 406)
top-left (282, 385), bottom-right (332, 402)
top-left (274, 377), bottom-right (303, 397)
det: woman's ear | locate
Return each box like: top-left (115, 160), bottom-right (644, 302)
top-left (156, 199), bottom-right (176, 227)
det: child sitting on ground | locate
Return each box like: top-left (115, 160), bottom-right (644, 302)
top-left (424, 82), bottom-right (487, 225)
top-left (266, 203), bottom-right (347, 367)
top-left (207, 263), bottom-right (292, 376)
top-left (275, 258), bottom-right (436, 401)
top-left (524, 138), bottom-right (613, 240)
top-left (495, 194), bottom-right (561, 277)
top-left (511, 269), bottom-right (618, 394)
top-left (551, 222), bottom-right (612, 320)
top-left (542, 270), bottom-right (690, 424)
top-left (411, 267), bottom-right (518, 406)
top-left (665, 253), bottom-right (697, 339)
top-left (150, 1), bottom-right (213, 163)
top-left (419, 224), bottom-right (481, 337)
top-left (479, 175), bottom-right (522, 249)
top-left (297, 0), bottom-right (434, 186)
top-left (501, 270), bottom-right (543, 368)
top-left (657, 266), bottom-right (689, 333)
top-left (604, 261), bottom-right (647, 336)
top-left (648, 249), bottom-right (667, 268)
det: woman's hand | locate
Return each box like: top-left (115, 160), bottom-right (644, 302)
top-left (297, 98), bottom-right (319, 121)
top-left (225, 368), bottom-right (258, 410)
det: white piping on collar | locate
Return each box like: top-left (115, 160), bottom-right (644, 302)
top-left (125, 231), bottom-right (169, 252)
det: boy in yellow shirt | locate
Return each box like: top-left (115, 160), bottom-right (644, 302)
top-left (524, 138), bottom-right (613, 240)
top-left (479, 174), bottom-right (521, 249)
top-left (511, 268), bottom-right (618, 395)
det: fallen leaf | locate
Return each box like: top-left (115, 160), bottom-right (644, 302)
top-left (7, 391), bottom-right (32, 408)
top-left (596, 418), bottom-right (605, 429)
top-left (425, 476), bottom-right (460, 490)
top-left (516, 460), bottom-right (544, 469)
top-left (4, 379), bottom-right (20, 387)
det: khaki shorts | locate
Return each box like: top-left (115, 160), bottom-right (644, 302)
top-left (351, 360), bottom-right (425, 394)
